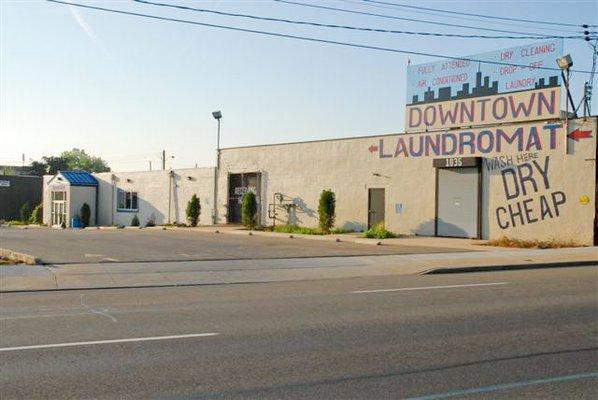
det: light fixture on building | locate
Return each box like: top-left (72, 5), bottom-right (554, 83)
top-left (555, 54), bottom-right (577, 119)
top-left (556, 54), bottom-right (573, 71)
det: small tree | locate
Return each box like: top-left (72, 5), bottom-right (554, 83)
top-left (131, 214), bottom-right (140, 227)
top-left (19, 202), bottom-right (32, 224)
top-left (318, 189), bottom-right (336, 233)
top-left (241, 191), bottom-right (258, 229)
top-left (186, 194), bottom-right (201, 227)
top-left (29, 204), bottom-right (43, 224)
top-left (80, 203), bottom-right (91, 227)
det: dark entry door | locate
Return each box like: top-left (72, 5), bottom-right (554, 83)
top-left (368, 188), bottom-right (385, 228)
top-left (228, 173), bottom-right (261, 224)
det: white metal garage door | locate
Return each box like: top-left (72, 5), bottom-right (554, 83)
top-left (436, 167), bottom-right (479, 238)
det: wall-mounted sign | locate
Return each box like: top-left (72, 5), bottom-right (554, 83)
top-left (406, 87), bottom-right (560, 133)
top-left (433, 157), bottom-right (481, 168)
top-left (394, 203), bottom-right (403, 214)
top-left (0, 180), bottom-right (10, 187)
top-left (233, 186), bottom-right (256, 196)
top-left (369, 122), bottom-right (563, 159)
top-left (405, 40), bottom-right (563, 132)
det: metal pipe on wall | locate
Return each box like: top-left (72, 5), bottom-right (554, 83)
top-left (168, 170), bottom-right (173, 224)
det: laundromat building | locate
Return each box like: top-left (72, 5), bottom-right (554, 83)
top-left (42, 115), bottom-right (597, 245)
top-left (41, 41), bottom-right (598, 245)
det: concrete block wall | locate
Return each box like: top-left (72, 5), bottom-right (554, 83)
top-left (218, 117), bottom-right (597, 244)
top-left (95, 168), bottom-right (215, 227)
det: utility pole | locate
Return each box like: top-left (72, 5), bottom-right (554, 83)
top-left (162, 150), bottom-right (166, 170)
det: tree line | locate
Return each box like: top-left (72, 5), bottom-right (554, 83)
top-left (28, 148), bottom-right (110, 176)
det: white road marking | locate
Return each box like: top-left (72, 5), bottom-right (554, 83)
top-left (352, 282), bottom-right (508, 294)
top-left (0, 333), bottom-right (219, 352)
top-left (0, 312), bottom-right (91, 321)
top-left (101, 257), bottom-right (120, 262)
top-left (84, 253), bottom-right (105, 258)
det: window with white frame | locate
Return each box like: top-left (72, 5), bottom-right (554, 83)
top-left (117, 189), bottom-right (138, 211)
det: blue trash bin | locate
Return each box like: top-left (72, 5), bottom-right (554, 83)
top-left (71, 216), bottom-right (81, 228)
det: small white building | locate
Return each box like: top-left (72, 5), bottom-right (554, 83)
top-left (42, 171), bottom-right (98, 227)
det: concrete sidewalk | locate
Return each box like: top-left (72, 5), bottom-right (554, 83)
top-left (1, 247), bottom-right (596, 292)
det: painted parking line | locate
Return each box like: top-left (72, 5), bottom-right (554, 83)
top-left (404, 371), bottom-right (598, 400)
top-left (0, 333), bottom-right (219, 352)
top-left (352, 282), bottom-right (508, 294)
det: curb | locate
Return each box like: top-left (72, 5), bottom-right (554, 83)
top-left (0, 248), bottom-right (41, 265)
top-left (421, 260), bottom-right (598, 274)
top-left (0, 280), bottom-right (275, 294)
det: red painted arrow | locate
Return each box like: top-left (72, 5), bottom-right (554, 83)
top-left (368, 145), bottom-right (379, 153)
top-left (568, 129), bottom-right (592, 141)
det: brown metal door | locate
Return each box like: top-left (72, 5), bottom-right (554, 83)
top-left (368, 188), bottom-right (385, 229)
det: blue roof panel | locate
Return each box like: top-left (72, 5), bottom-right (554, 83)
top-left (60, 171), bottom-right (98, 186)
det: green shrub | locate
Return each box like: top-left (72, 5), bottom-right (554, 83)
top-left (29, 204), bottom-right (43, 224)
top-left (271, 224), bottom-right (351, 235)
top-left (241, 191), bottom-right (258, 229)
top-left (330, 227), bottom-right (351, 234)
top-left (7, 220), bottom-right (25, 226)
top-left (19, 202), bottom-right (32, 223)
top-left (273, 224), bottom-right (325, 235)
top-left (318, 189), bottom-right (336, 233)
top-left (131, 214), bottom-right (140, 227)
top-left (186, 194), bottom-right (201, 227)
top-left (80, 203), bottom-right (91, 227)
top-left (362, 223), bottom-right (397, 239)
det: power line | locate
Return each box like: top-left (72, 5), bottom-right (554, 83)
top-left (338, 0), bottom-right (587, 34)
top-left (132, 0), bottom-right (586, 40)
top-left (356, 0), bottom-right (598, 29)
top-left (46, 0), bottom-right (594, 74)
top-left (272, 0), bottom-right (582, 38)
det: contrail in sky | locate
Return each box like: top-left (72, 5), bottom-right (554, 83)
top-left (68, 4), bottom-right (110, 56)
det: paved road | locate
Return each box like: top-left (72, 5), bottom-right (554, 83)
top-left (0, 228), bottom-right (465, 264)
top-left (1, 266), bottom-right (597, 399)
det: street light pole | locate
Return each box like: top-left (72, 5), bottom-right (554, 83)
top-left (212, 111), bottom-right (223, 225)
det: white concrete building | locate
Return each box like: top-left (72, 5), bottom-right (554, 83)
top-left (43, 116), bottom-right (597, 245)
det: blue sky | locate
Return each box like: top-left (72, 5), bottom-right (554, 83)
top-left (1, 0), bottom-right (597, 172)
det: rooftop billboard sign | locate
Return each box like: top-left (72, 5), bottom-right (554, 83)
top-left (405, 40), bottom-right (563, 133)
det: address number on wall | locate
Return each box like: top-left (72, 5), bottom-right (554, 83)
top-left (432, 157), bottom-right (480, 169)
top-left (444, 157), bottom-right (463, 167)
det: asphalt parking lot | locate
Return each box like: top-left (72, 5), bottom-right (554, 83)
top-left (0, 227), bottom-right (466, 264)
